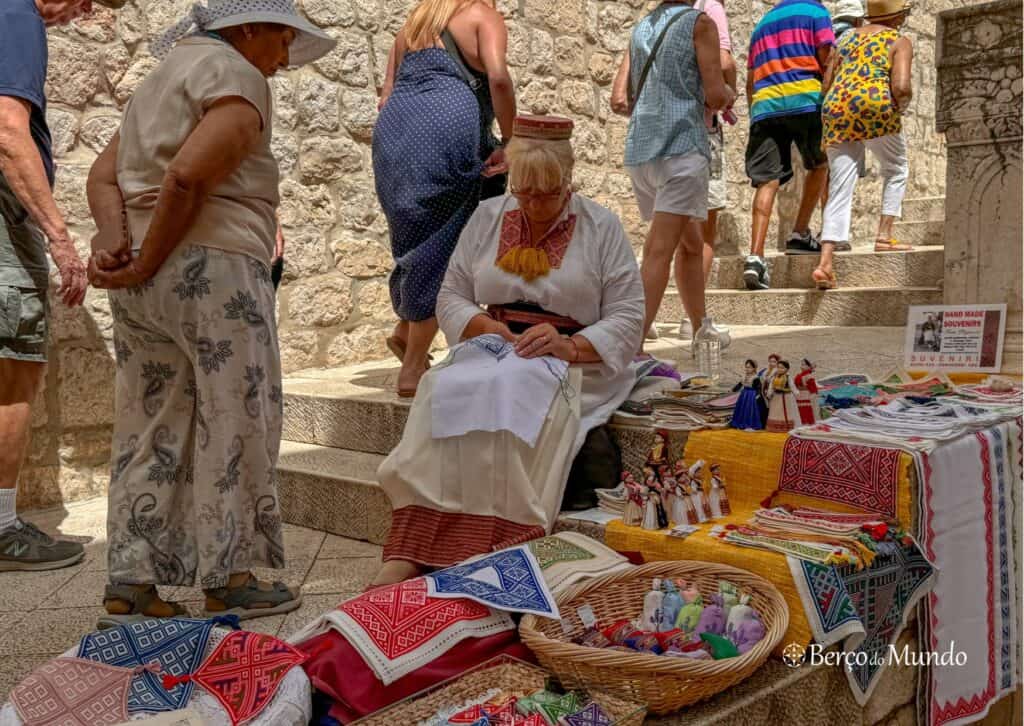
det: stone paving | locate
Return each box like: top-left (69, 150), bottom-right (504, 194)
top-left (0, 496), bottom-right (379, 699)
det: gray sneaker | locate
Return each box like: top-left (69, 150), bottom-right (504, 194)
top-left (0, 518), bottom-right (85, 571)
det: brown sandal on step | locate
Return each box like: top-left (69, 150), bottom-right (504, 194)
top-left (874, 239), bottom-right (913, 252)
top-left (812, 268), bottom-right (837, 290)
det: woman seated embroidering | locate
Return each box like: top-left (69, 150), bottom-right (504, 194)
top-left (373, 115), bottom-right (645, 586)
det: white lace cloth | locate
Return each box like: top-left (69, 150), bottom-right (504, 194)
top-left (0, 629), bottom-right (311, 726)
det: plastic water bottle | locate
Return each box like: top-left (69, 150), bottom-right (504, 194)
top-left (694, 317), bottom-right (722, 384)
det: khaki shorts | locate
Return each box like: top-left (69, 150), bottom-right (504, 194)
top-left (627, 152), bottom-right (710, 222)
top-left (0, 179), bottom-right (49, 362)
top-left (708, 124), bottom-right (727, 211)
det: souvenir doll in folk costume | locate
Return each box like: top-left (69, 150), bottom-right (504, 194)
top-left (640, 485), bottom-right (660, 530)
top-left (760, 354), bottom-right (781, 390)
top-left (622, 472), bottom-right (644, 526)
top-left (687, 460), bottom-right (711, 523)
top-left (659, 465), bottom-right (680, 521)
top-left (765, 360), bottom-right (799, 432)
top-left (645, 467), bottom-right (669, 529)
top-left (647, 431), bottom-right (670, 468)
top-left (793, 358), bottom-right (821, 425)
top-left (731, 359), bottom-right (767, 430)
top-left (670, 460), bottom-right (698, 524)
top-left (708, 463), bottom-right (731, 518)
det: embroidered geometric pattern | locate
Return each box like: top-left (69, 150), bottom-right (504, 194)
top-left (779, 438), bottom-right (901, 517)
top-left (77, 617), bottom-right (217, 712)
top-left (11, 657), bottom-right (137, 726)
top-left (425, 546), bottom-right (560, 617)
top-left (332, 577), bottom-right (515, 685)
top-left (794, 539), bottom-right (936, 702)
top-left (527, 535), bottom-right (594, 571)
top-left (182, 630), bottom-right (305, 725)
top-left (496, 208), bottom-right (578, 269)
top-left (563, 701), bottom-right (615, 726)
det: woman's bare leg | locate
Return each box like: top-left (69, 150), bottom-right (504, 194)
top-left (371, 560), bottom-right (424, 587)
top-left (397, 317), bottom-right (437, 395)
top-left (876, 214), bottom-right (897, 243)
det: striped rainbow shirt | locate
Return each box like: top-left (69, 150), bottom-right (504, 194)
top-left (747, 0), bottom-right (834, 123)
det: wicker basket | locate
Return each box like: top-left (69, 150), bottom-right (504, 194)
top-left (519, 561), bottom-right (789, 715)
top-left (353, 656), bottom-right (645, 725)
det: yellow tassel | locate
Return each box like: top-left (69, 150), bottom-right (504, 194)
top-left (497, 247), bottom-right (551, 282)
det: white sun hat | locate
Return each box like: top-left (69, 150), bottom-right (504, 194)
top-left (152, 0), bottom-right (337, 67)
top-left (833, 0), bottom-right (866, 21)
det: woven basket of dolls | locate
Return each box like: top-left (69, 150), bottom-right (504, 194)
top-left (519, 561), bottom-right (789, 715)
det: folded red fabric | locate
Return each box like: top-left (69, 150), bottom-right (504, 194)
top-left (297, 629), bottom-right (533, 723)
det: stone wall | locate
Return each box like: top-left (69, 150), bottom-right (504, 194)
top-left (23, 0), bottom-right (958, 508)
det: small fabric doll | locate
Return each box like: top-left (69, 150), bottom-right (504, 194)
top-left (687, 460), bottom-right (709, 523)
top-left (708, 464), bottom-right (731, 518)
top-left (718, 580), bottom-right (740, 615)
top-left (675, 593), bottom-right (705, 633)
top-left (621, 473), bottom-right (643, 527)
top-left (640, 485), bottom-right (659, 530)
top-left (645, 469), bottom-right (669, 529)
top-left (724, 592), bottom-right (753, 634)
top-left (695, 593), bottom-right (727, 637)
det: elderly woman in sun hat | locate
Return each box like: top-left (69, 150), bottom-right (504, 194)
top-left (812, 0), bottom-right (914, 289)
top-left (372, 114), bottom-right (644, 586)
top-left (85, 0), bottom-right (334, 625)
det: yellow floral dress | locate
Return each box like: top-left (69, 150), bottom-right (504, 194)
top-left (822, 29), bottom-right (902, 147)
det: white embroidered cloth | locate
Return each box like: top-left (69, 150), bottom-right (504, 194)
top-left (528, 532), bottom-right (632, 595)
top-left (795, 399), bottom-right (1021, 452)
top-left (431, 335), bottom-right (569, 447)
top-left (919, 420), bottom-right (1021, 726)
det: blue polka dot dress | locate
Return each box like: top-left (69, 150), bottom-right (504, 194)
top-left (372, 48), bottom-right (487, 322)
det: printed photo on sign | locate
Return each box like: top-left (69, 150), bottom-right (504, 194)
top-left (904, 304), bottom-right (1007, 372)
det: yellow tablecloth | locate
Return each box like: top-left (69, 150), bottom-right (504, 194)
top-left (604, 429), bottom-right (915, 656)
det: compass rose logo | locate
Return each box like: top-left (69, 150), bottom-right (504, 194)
top-left (782, 642), bottom-right (806, 668)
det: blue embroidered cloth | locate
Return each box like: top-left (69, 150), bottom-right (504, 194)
top-left (789, 539), bottom-right (935, 703)
top-left (77, 616), bottom-right (236, 712)
top-left (425, 546), bottom-right (560, 618)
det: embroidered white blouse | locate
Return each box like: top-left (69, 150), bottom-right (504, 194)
top-left (437, 194), bottom-right (645, 448)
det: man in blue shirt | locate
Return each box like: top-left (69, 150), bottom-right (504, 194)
top-left (0, 0), bottom-right (126, 571)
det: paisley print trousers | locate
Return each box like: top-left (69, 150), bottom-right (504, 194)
top-left (106, 245), bottom-right (285, 589)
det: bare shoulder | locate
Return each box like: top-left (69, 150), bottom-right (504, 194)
top-left (467, 1), bottom-right (507, 29)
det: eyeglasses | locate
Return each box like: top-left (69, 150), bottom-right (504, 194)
top-left (510, 187), bottom-right (566, 202)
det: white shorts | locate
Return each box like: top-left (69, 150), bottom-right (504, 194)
top-left (708, 125), bottom-right (727, 211)
top-left (627, 152), bottom-right (709, 223)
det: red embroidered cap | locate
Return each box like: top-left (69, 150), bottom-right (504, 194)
top-left (513, 115), bottom-right (574, 141)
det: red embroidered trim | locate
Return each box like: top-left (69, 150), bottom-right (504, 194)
top-left (496, 209), bottom-right (578, 270)
top-left (383, 506), bottom-right (546, 568)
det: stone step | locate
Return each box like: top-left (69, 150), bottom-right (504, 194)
top-left (892, 219), bottom-right (945, 246)
top-left (658, 286), bottom-right (943, 327)
top-left (277, 441), bottom-right (391, 544)
top-left (706, 248), bottom-right (943, 291)
top-left (283, 326), bottom-right (910, 458)
top-left (900, 196), bottom-right (947, 223)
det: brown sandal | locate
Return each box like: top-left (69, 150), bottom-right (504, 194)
top-left (812, 268), bottom-right (837, 290)
top-left (874, 239), bottom-right (913, 252)
top-left (203, 574), bottom-right (302, 621)
top-left (98, 584), bottom-right (188, 629)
